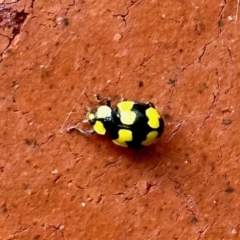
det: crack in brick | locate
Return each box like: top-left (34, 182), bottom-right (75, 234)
top-left (138, 54), bottom-right (154, 69)
top-left (104, 155), bottom-right (122, 168)
top-left (12, 226), bottom-right (30, 238)
top-left (93, 171), bottom-right (106, 180)
top-left (197, 225), bottom-right (209, 240)
top-left (1, 202), bottom-right (9, 219)
top-left (168, 177), bottom-right (200, 222)
top-left (36, 134), bottom-right (55, 147)
top-left (45, 222), bottom-right (66, 240)
top-left (197, 41), bottom-right (218, 63)
top-left (113, 182), bottom-right (137, 201)
top-left (145, 182), bottom-right (157, 195)
top-left (73, 182), bottom-right (85, 190)
top-left (113, 191), bottom-right (133, 202)
top-left (218, 0), bottom-right (227, 33)
top-left (223, 42), bottom-right (233, 63)
top-left (146, 159), bottom-right (161, 172)
top-left (168, 0), bottom-right (226, 108)
top-left (199, 68), bottom-right (220, 129)
top-left (235, 0), bottom-right (240, 23)
top-left (123, 196), bottom-right (133, 202)
top-left (197, 217), bottom-right (217, 240)
top-left (106, 0), bottom-right (142, 28)
top-left (169, 177), bottom-right (218, 239)
top-left (203, 144), bottom-right (224, 185)
top-left (167, 66), bottom-right (189, 104)
top-left (165, 121), bottom-right (183, 142)
top-left (218, 145), bottom-right (223, 167)
top-left (162, 15), bottom-right (182, 24)
top-left (30, 0), bottom-right (36, 9)
top-left (113, 192), bottom-right (125, 196)
top-left (95, 193), bottom-right (103, 205)
top-left (221, 42), bottom-right (234, 93)
top-left (53, 174), bottom-right (62, 184)
top-left (192, 1), bottom-right (226, 65)
top-left (0, 3), bottom-right (29, 59)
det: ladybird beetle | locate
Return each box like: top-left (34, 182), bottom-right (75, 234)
top-left (67, 95), bottom-right (164, 148)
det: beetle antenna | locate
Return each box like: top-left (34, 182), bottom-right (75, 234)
top-left (67, 126), bottom-right (94, 136)
top-left (84, 93), bottom-right (94, 105)
top-left (82, 119), bottom-right (89, 123)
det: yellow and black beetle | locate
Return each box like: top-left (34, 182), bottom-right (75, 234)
top-left (67, 95), bottom-right (164, 149)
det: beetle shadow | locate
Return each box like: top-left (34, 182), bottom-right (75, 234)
top-left (111, 139), bottom-right (167, 166)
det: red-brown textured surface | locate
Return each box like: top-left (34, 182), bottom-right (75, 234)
top-left (1, 0), bottom-right (240, 239)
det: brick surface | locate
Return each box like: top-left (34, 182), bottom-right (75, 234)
top-left (1, 0), bottom-right (240, 239)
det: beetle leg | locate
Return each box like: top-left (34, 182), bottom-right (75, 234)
top-left (85, 106), bottom-right (91, 112)
top-left (94, 93), bottom-right (111, 106)
top-left (106, 99), bottom-right (111, 107)
top-left (146, 102), bottom-right (155, 107)
top-left (120, 94), bottom-right (125, 102)
top-left (67, 126), bottom-right (95, 136)
top-left (82, 119), bottom-right (89, 123)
